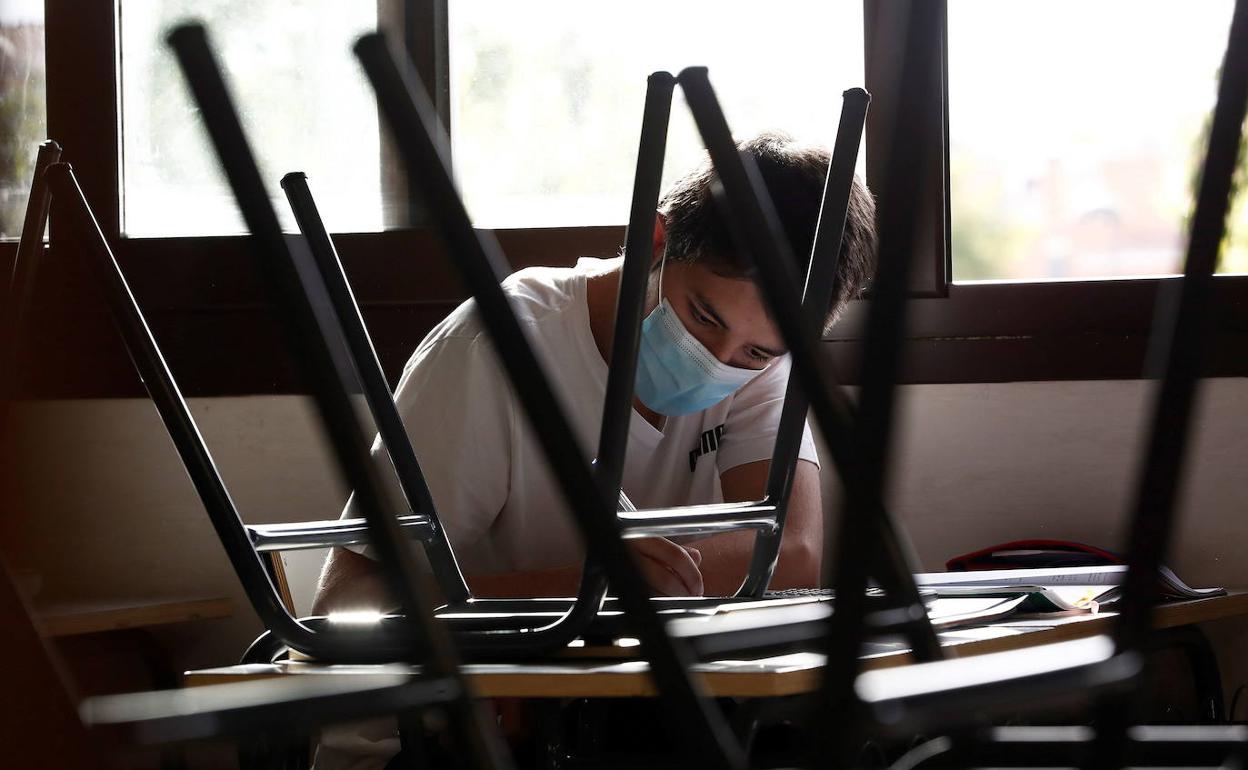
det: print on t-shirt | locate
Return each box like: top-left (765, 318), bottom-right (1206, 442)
top-left (689, 423), bottom-right (726, 472)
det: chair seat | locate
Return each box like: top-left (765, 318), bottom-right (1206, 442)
top-left (616, 501), bottom-right (779, 539)
top-left (258, 591), bottom-right (922, 663)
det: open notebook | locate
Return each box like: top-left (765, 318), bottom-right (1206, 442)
top-left (915, 565), bottom-right (1225, 613)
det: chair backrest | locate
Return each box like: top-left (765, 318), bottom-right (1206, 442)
top-left (675, 48), bottom-right (944, 762)
top-left (4, 160), bottom-right (500, 768)
top-left (596, 79), bottom-right (874, 600)
top-left (42, 155), bottom-right (464, 665)
top-left (278, 172), bottom-right (607, 655)
top-left (576, 70), bottom-right (678, 617)
top-left (675, 64), bottom-right (944, 668)
top-left (354, 32), bottom-right (750, 770)
top-left (280, 171), bottom-right (471, 604)
top-left (272, 65), bottom-right (678, 656)
top-left (740, 87), bottom-right (870, 597)
top-left (165, 23), bottom-right (512, 769)
top-left (45, 162), bottom-right (330, 657)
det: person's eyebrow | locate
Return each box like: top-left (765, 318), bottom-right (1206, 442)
top-left (695, 292), bottom-right (787, 358)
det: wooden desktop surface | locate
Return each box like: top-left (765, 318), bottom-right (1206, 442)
top-left (36, 597), bottom-right (234, 638)
top-left (183, 591), bottom-right (1248, 699)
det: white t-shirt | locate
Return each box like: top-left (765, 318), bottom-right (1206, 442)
top-left (345, 256), bottom-right (818, 575)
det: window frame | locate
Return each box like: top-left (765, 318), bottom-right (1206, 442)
top-left (4, 0), bottom-right (1246, 399)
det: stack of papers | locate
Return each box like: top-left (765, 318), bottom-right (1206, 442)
top-left (914, 565), bottom-right (1224, 614)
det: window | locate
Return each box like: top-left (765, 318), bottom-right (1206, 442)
top-left (119, 0), bottom-right (383, 236)
top-left (449, 0), bottom-right (864, 228)
top-left (948, 0), bottom-right (1245, 281)
top-left (0, 0), bottom-right (45, 240)
top-left (6, 1), bottom-right (1245, 398)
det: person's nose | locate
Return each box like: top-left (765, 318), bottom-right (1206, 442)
top-left (707, 336), bottom-right (738, 366)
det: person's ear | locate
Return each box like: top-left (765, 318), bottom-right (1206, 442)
top-left (651, 212), bottom-right (668, 267)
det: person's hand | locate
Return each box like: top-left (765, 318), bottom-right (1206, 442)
top-left (628, 537), bottom-right (704, 596)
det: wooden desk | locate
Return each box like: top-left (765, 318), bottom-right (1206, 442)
top-left (184, 592), bottom-right (1247, 699)
top-left (35, 597), bottom-right (233, 637)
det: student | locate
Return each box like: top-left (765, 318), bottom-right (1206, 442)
top-left (312, 131), bottom-right (877, 613)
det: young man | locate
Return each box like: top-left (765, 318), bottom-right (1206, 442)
top-left (312, 131), bottom-right (877, 613)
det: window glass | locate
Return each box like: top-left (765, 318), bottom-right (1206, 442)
top-left (120, 1), bottom-right (382, 236)
top-left (449, 1), bottom-right (864, 228)
top-left (0, 0), bottom-right (46, 241)
top-left (949, 1), bottom-right (1244, 281)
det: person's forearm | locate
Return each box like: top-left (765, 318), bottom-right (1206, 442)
top-left (709, 459), bottom-right (823, 595)
top-left (686, 528), bottom-right (821, 596)
top-left (313, 557), bottom-right (579, 613)
top-left (467, 563), bottom-right (585, 598)
top-left (311, 548), bottom-right (396, 616)
top-left (314, 543), bottom-right (697, 610)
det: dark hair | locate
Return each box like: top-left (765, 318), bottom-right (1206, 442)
top-left (658, 130), bottom-right (877, 330)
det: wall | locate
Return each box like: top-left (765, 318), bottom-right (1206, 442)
top-left (1, 395), bottom-right (348, 672)
top-left (2, 379), bottom-right (1245, 700)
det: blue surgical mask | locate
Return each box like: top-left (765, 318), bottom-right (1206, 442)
top-left (635, 297), bottom-right (764, 416)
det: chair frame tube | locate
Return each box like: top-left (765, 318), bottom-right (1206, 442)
top-left (275, 69), bottom-right (680, 657)
top-left (738, 88), bottom-right (871, 598)
top-left (45, 163), bottom-right (337, 658)
top-left (674, 45), bottom-right (943, 762)
top-left (166, 24), bottom-right (512, 770)
top-left (354, 32), bottom-right (748, 770)
top-left (1092, 0), bottom-right (1248, 764)
top-left (676, 67), bottom-right (939, 660)
top-left (2, 140), bottom-right (62, 402)
top-left (281, 170), bottom-right (471, 603)
top-left (273, 74), bottom-right (870, 632)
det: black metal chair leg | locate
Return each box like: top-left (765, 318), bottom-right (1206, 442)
top-left (1154, 626), bottom-right (1226, 724)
